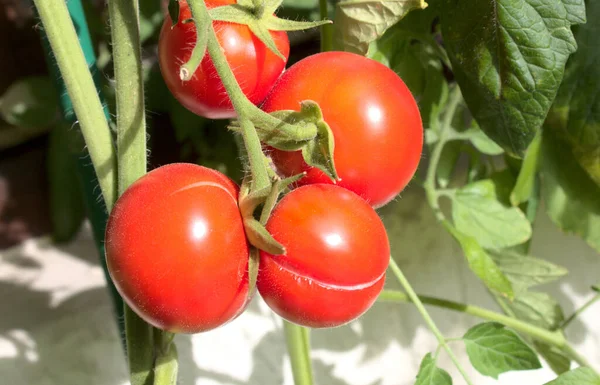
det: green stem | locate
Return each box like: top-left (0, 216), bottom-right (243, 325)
top-left (284, 321), bottom-right (315, 385)
top-left (107, 0), bottom-right (170, 384)
top-left (187, 0), bottom-right (270, 192)
top-left (33, 0), bottom-right (117, 210)
top-left (378, 290), bottom-right (566, 347)
top-left (388, 259), bottom-right (474, 385)
top-left (559, 293), bottom-right (600, 331)
top-left (319, 0), bottom-right (333, 51)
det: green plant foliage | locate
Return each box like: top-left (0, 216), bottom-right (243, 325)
top-left (463, 322), bottom-right (541, 379)
top-left (441, 0), bottom-right (586, 157)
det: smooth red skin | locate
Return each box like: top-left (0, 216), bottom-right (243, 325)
top-left (105, 164), bottom-right (249, 333)
top-left (257, 184), bottom-right (390, 328)
top-left (158, 0), bottom-right (289, 119)
top-left (261, 51), bottom-right (423, 208)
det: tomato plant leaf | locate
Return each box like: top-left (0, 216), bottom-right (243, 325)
top-left (447, 226), bottom-right (514, 298)
top-left (414, 353), bottom-right (453, 385)
top-left (544, 367), bottom-right (600, 385)
top-left (540, 131), bottom-right (600, 253)
top-left (489, 250), bottom-right (568, 294)
top-left (505, 291), bottom-right (565, 330)
top-left (465, 122), bottom-right (504, 156)
top-left (451, 179), bottom-right (532, 249)
top-left (334, 0), bottom-right (428, 54)
top-left (510, 131), bottom-right (542, 206)
top-left (440, 0), bottom-right (586, 157)
top-left (463, 322), bottom-right (541, 379)
top-left (547, 0), bottom-right (600, 187)
top-left (534, 342), bottom-right (571, 376)
top-left (0, 76), bottom-right (59, 128)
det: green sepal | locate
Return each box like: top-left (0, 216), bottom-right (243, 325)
top-left (263, 14), bottom-right (332, 31)
top-left (247, 248), bottom-right (260, 300)
top-left (297, 101), bottom-right (339, 182)
top-left (209, 3), bottom-right (330, 60)
top-left (168, 0), bottom-right (180, 27)
top-left (238, 179), bottom-right (272, 217)
top-left (244, 217), bottom-right (286, 256)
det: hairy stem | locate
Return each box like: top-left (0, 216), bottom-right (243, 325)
top-left (33, 0), bottom-right (117, 210)
top-left (107, 0), bottom-right (164, 384)
top-left (388, 259), bottom-right (474, 385)
top-left (186, 0), bottom-right (270, 191)
top-left (319, 0), bottom-right (333, 51)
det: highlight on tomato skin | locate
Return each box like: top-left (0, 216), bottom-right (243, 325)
top-left (257, 184), bottom-right (390, 328)
top-left (261, 51), bottom-right (424, 208)
top-left (105, 163), bottom-right (250, 333)
top-left (158, 0), bottom-right (290, 120)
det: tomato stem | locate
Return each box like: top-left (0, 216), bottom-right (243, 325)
top-left (284, 321), bottom-right (315, 385)
top-left (107, 0), bottom-right (177, 383)
top-left (388, 258), bottom-right (475, 385)
top-left (33, 0), bottom-right (117, 210)
top-left (187, 0), bottom-right (271, 192)
top-left (319, 0), bottom-right (333, 51)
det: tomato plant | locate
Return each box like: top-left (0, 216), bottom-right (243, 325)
top-left (262, 51), bottom-right (423, 208)
top-left (258, 184), bottom-right (390, 328)
top-left (105, 163), bottom-right (250, 333)
top-left (158, 0), bottom-right (289, 119)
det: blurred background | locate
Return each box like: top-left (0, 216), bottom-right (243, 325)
top-left (0, 1), bottom-right (598, 384)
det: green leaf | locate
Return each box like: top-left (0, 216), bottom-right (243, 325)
top-left (534, 342), bottom-right (571, 375)
top-left (247, 22), bottom-right (286, 61)
top-left (447, 226), bottom-right (513, 298)
top-left (0, 76), bottom-right (59, 128)
top-left (441, 0), bottom-right (586, 157)
top-left (334, 0), bottom-right (428, 54)
top-left (466, 122), bottom-right (504, 156)
top-left (507, 291), bottom-right (565, 330)
top-left (544, 367), bottom-right (600, 385)
top-left (510, 131), bottom-right (542, 206)
top-left (548, 0), bottom-right (600, 187)
top-left (452, 179), bottom-right (532, 249)
top-left (540, 130), bottom-right (600, 253)
top-left (463, 322), bottom-right (541, 379)
top-left (244, 218), bottom-right (286, 256)
top-left (489, 250), bottom-right (568, 294)
top-left (414, 353), bottom-right (453, 385)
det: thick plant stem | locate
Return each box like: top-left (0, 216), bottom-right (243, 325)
top-left (284, 321), bottom-right (315, 385)
top-left (33, 0), bottom-right (117, 210)
top-left (378, 290), bottom-right (566, 347)
top-left (108, 0), bottom-right (147, 193)
top-left (388, 258), bottom-right (475, 385)
top-left (107, 0), bottom-right (170, 384)
top-left (319, 0), bottom-right (333, 51)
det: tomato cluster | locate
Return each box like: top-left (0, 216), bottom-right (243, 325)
top-left (106, 6), bottom-right (423, 334)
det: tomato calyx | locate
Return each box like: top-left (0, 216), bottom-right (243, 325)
top-left (208, 0), bottom-right (331, 60)
top-left (238, 172), bottom-right (306, 296)
top-left (231, 100), bottom-right (339, 182)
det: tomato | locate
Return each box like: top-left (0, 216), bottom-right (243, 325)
top-left (105, 163), bottom-right (249, 333)
top-left (261, 51), bottom-right (423, 208)
top-left (158, 0), bottom-right (289, 119)
top-left (257, 184), bottom-right (389, 328)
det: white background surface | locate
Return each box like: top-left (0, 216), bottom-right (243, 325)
top-left (1, 188), bottom-right (598, 385)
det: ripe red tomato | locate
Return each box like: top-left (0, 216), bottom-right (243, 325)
top-left (158, 0), bottom-right (289, 119)
top-left (105, 163), bottom-right (250, 333)
top-left (261, 51), bottom-right (423, 208)
top-left (257, 184), bottom-right (390, 328)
